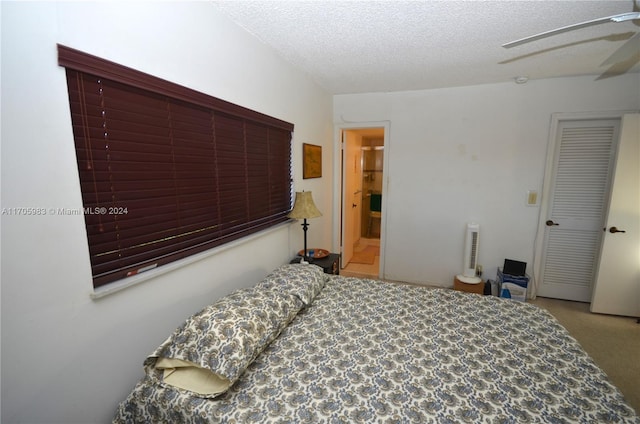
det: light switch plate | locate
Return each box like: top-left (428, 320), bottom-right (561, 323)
top-left (526, 190), bottom-right (538, 206)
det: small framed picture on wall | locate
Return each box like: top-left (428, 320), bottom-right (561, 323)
top-left (303, 143), bottom-right (322, 179)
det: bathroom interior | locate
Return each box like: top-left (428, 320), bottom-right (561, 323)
top-left (342, 135), bottom-right (384, 278)
top-left (361, 142), bottom-right (383, 238)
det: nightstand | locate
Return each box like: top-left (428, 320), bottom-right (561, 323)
top-left (291, 253), bottom-right (340, 275)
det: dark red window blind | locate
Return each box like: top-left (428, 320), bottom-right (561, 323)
top-left (58, 45), bottom-right (293, 288)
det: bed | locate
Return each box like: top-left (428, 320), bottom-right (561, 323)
top-left (113, 264), bottom-right (638, 423)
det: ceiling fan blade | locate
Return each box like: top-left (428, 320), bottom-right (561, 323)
top-left (597, 49), bottom-right (640, 79)
top-left (601, 31), bottom-right (640, 65)
top-left (503, 12), bottom-right (640, 48)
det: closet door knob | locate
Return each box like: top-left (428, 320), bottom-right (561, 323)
top-left (609, 227), bottom-right (626, 233)
top-left (546, 220), bottom-right (559, 226)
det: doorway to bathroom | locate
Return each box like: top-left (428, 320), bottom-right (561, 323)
top-left (339, 126), bottom-right (385, 279)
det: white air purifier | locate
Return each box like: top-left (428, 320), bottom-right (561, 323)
top-left (457, 222), bottom-right (481, 284)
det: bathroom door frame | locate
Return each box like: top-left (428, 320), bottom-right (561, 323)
top-left (332, 121), bottom-right (390, 277)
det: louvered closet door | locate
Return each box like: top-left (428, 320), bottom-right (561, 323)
top-left (537, 119), bottom-right (620, 302)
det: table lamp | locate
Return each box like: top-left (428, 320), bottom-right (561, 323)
top-left (287, 191), bottom-right (322, 262)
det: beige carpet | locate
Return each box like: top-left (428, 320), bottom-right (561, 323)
top-left (531, 297), bottom-right (640, 414)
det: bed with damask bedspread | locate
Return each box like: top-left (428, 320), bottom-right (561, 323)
top-left (113, 264), bottom-right (638, 423)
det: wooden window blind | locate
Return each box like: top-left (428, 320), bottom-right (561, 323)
top-left (58, 45), bottom-right (293, 288)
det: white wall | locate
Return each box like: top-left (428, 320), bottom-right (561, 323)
top-left (0, 2), bottom-right (332, 423)
top-left (334, 74), bottom-right (640, 287)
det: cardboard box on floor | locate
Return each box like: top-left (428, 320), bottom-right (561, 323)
top-left (497, 268), bottom-right (529, 302)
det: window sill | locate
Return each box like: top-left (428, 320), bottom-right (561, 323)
top-left (90, 220), bottom-right (293, 300)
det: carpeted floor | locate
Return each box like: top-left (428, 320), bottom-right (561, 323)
top-left (531, 297), bottom-right (640, 414)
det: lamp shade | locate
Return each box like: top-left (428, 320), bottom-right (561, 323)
top-left (287, 191), bottom-right (322, 219)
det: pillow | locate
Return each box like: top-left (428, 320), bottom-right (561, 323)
top-left (145, 287), bottom-right (302, 398)
top-left (255, 263), bottom-right (328, 306)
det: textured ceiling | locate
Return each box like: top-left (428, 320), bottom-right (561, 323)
top-left (212, 0), bottom-right (640, 94)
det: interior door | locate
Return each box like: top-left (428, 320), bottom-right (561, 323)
top-left (537, 118), bottom-right (621, 302)
top-left (591, 113), bottom-right (640, 317)
top-left (341, 130), bottom-right (362, 267)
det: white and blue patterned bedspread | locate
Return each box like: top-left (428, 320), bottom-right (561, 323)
top-left (114, 276), bottom-right (638, 423)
